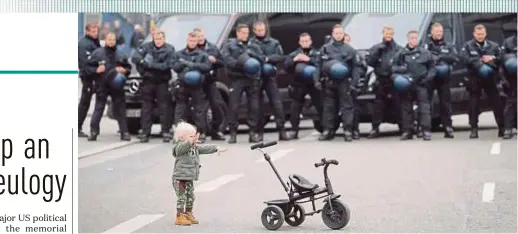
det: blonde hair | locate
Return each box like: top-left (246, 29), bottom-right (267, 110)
top-left (174, 122), bottom-right (197, 141)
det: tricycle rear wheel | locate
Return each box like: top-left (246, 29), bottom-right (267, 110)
top-left (261, 205), bottom-right (285, 230)
top-left (321, 199), bottom-right (351, 230)
top-left (285, 204), bottom-right (305, 227)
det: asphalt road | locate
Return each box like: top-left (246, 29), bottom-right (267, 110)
top-left (79, 112), bottom-right (517, 233)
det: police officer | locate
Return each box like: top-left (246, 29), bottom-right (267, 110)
top-left (284, 32), bottom-right (323, 139)
top-left (319, 24), bottom-right (362, 141)
top-left (131, 31), bottom-right (175, 143)
top-left (172, 32), bottom-right (212, 142)
top-left (193, 28), bottom-right (227, 141)
top-left (221, 24), bottom-right (265, 144)
top-left (459, 24), bottom-right (504, 139)
top-left (500, 32), bottom-right (517, 139)
top-left (86, 32), bottom-right (133, 141)
top-left (78, 23), bottom-right (101, 138)
top-left (392, 30), bottom-right (436, 141)
top-left (250, 21), bottom-right (290, 141)
top-left (366, 25), bottom-right (403, 138)
top-left (423, 23), bottom-right (459, 138)
top-left (345, 33), bottom-right (363, 139)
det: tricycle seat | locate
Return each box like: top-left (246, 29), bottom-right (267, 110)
top-left (289, 174), bottom-right (318, 192)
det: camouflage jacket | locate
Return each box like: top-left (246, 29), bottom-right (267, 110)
top-left (172, 140), bottom-right (218, 181)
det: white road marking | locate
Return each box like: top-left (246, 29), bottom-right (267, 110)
top-left (255, 149), bottom-right (295, 163)
top-left (299, 130), bottom-right (320, 142)
top-left (482, 182), bottom-right (496, 202)
top-left (490, 142), bottom-right (501, 155)
top-left (102, 214), bottom-right (165, 233)
top-left (195, 174), bottom-right (244, 193)
top-left (79, 141), bottom-right (137, 158)
top-left (79, 143), bottom-right (162, 169)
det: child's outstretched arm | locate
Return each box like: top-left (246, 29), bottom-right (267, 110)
top-left (172, 140), bottom-right (193, 157)
top-left (197, 144), bottom-right (219, 154)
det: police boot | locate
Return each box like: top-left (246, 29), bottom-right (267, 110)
top-left (249, 132), bottom-right (261, 143)
top-left (257, 132), bottom-right (264, 142)
top-left (444, 126), bottom-right (454, 138)
top-left (502, 129), bottom-right (513, 139)
top-left (416, 126), bottom-right (424, 138)
top-left (367, 128), bottom-right (380, 139)
top-left (469, 128), bottom-right (479, 139)
top-left (498, 128), bottom-right (504, 138)
top-left (211, 131), bottom-right (226, 141)
top-left (198, 133), bottom-right (207, 143)
top-left (278, 128), bottom-right (291, 141)
top-left (400, 132), bottom-right (413, 141)
top-left (422, 131), bottom-right (432, 141)
top-left (352, 130), bottom-right (360, 140)
top-left (78, 130), bottom-right (88, 138)
top-left (87, 133), bottom-right (98, 141)
top-left (291, 128), bottom-right (300, 140)
top-left (120, 132), bottom-right (131, 141)
top-left (162, 132), bottom-right (172, 143)
top-left (318, 130), bottom-right (334, 141)
top-left (343, 131), bottom-right (353, 142)
top-left (139, 134), bottom-right (150, 143)
top-left (228, 131), bottom-right (237, 144)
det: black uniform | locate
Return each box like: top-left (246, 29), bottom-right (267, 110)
top-left (172, 47), bottom-right (212, 139)
top-left (131, 42), bottom-right (175, 142)
top-left (459, 39), bottom-right (504, 138)
top-left (392, 45), bottom-right (436, 140)
top-left (423, 37), bottom-right (458, 137)
top-left (284, 47), bottom-right (323, 139)
top-left (198, 41), bottom-right (227, 140)
top-left (351, 53), bottom-right (368, 139)
top-left (250, 36), bottom-right (290, 140)
top-left (78, 35), bottom-right (101, 137)
top-left (365, 40), bottom-right (403, 138)
top-left (500, 36), bottom-right (517, 139)
top-left (85, 46), bottom-right (133, 141)
top-left (319, 40), bottom-right (362, 141)
top-left (221, 39), bottom-right (265, 143)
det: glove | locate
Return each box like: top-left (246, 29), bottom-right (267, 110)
top-left (314, 81), bottom-right (322, 90)
top-left (140, 60), bottom-right (150, 69)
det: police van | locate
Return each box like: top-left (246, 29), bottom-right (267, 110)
top-left (108, 13), bottom-right (346, 134)
top-left (304, 13), bottom-right (517, 131)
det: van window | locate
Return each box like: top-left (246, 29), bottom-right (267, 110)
top-left (228, 14), bottom-right (259, 39)
top-left (427, 13), bottom-right (454, 43)
top-left (341, 13), bottom-right (427, 49)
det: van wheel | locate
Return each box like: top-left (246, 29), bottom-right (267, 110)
top-left (127, 118), bottom-right (141, 135)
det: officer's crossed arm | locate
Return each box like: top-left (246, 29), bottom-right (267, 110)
top-left (366, 44), bottom-right (382, 67)
top-left (247, 44), bottom-right (267, 64)
top-left (391, 51), bottom-right (407, 74)
top-left (438, 44), bottom-right (459, 65)
top-left (172, 52), bottom-right (187, 73)
top-left (283, 51), bottom-right (299, 72)
top-left (148, 48), bottom-right (176, 71)
top-left (459, 43), bottom-right (482, 68)
top-left (131, 45), bottom-right (147, 65)
top-left (117, 56), bottom-right (133, 75)
top-left (210, 46), bottom-right (225, 69)
top-left (266, 42), bottom-right (284, 64)
top-left (191, 53), bottom-right (212, 73)
top-left (424, 51), bottom-right (436, 82)
top-left (84, 49), bottom-right (104, 76)
top-left (221, 43), bottom-right (239, 69)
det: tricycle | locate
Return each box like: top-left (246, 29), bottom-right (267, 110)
top-left (250, 141), bottom-right (351, 231)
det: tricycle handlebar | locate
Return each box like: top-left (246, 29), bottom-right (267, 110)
top-left (314, 158), bottom-right (339, 167)
top-left (250, 141), bottom-right (278, 150)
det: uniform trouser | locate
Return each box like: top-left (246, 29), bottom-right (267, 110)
top-left (227, 78), bottom-right (261, 131)
top-left (203, 80), bottom-right (226, 132)
top-left (174, 84), bottom-right (208, 133)
top-left (289, 81), bottom-right (323, 130)
top-left (399, 85), bottom-right (431, 132)
top-left (78, 76), bottom-right (95, 131)
top-left (427, 78), bottom-right (452, 127)
top-left (503, 76), bottom-right (517, 130)
top-left (140, 80), bottom-right (172, 135)
top-left (258, 76), bottom-right (285, 131)
top-left (371, 78), bottom-right (401, 128)
top-left (322, 79), bottom-right (354, 132)
top-left (351, 91), bottom-right (360, 131)
top-left (465, 76), bottom-right (504, 129)
top-left (173, 179), bottom-right (195, 211)
top-left (90, 80), bottom-right (128, 134)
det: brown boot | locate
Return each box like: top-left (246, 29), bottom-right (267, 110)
top-left (175, 213), bottom-right (191, 226)
top-left (184, 211), bottom-right (199, 224)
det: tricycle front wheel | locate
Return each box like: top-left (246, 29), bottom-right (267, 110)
top-left (285, 203), bottom-right (305, 227)
top-left (261, 205), bottom-right (285, 230)
top-left (321, 199), bottom-right (351, 230)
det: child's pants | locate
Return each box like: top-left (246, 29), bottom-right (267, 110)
top-left (173, 180), bottom-right (195, 212)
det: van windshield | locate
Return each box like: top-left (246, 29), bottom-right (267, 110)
top-left (146, 14), bottom-right (230, 49)
top-left (341, 13), bottom-right (427, 50)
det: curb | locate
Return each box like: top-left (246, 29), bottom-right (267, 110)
top-left (79, 140), bottom-right (139, 159)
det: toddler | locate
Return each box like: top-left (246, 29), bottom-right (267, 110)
top-left (172, 122), bottom-right (227, 226)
